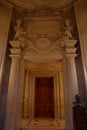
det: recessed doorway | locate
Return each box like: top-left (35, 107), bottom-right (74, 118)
top-left (22, 69), bottom-right (65, 119)
top-left (35, 77), bottom-right (54, 118)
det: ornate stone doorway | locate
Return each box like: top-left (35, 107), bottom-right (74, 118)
top-left (22, 62), bottom-right (65, 119)
top-left (3, 3), bottom-right (79, 129)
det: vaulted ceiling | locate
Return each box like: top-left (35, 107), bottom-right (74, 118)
top-left (6, 0), bottom-right (77, 9)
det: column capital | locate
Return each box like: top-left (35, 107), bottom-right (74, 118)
top-left (9, 40), bottom-right (24, 58)
top-left (64, 39), bottom-right (77, 59)
top-left (66, 54), bottom-right (77, 59)
top-left (65, 47), bottom-right (77, 54)
top-left (64, 39), bottom-right (77, 47)
top-left (9, 40), bottom-right (24, 48)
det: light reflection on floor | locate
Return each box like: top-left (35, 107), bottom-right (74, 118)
top-left (20, 118), bottom-right (66, 130)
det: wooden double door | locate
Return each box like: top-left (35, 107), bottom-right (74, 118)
top-left (35, 77), bottom-right (54, 117)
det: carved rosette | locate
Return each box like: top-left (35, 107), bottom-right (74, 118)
top-left (35, 38), bottom-right (50, 51)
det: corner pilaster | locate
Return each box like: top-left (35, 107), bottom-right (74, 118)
top-left (63, 40), bottom-right (79, 130)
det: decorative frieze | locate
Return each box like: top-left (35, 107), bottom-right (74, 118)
top-left (26, 8), bottom-right (62, 17)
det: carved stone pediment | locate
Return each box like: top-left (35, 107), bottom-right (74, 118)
top-left (11, 8), bottom-right (77, 63)
top-left (12, 8), bottom-right (75, 43)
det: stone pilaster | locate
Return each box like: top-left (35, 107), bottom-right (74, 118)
top-left (0, 2), bottom-right (12, 101)
top-left (4, 41), bottom-right (23, 130)
top-left (65, 40), bottom-right (79, 101)
top-left (59, 70), bottom-right (65, 118)
top-left (23, 70), bottom-right (29, 118)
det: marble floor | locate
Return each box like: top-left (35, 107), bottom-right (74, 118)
top-left (20, 118), bottom-right (66, 130)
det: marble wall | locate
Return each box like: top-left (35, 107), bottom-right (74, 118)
top-left (0, 1), bottom-right (12, 99)
top-left (0, 1), bottom-right (12, 130)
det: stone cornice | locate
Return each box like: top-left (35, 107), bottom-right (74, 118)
top-left (25, 61), bottom-right (62, 71)
top-left (65, 53), bottom-right (77, 59)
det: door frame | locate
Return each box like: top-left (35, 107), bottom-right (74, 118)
top-left (28, 71), bottom-right (65, 118)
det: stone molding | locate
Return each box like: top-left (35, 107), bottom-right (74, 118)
top-left (65, 40), bottom-right (77, 58)
top-left (9, 39), bottom-right (77, 62)
top-left (24, 70), bottom-right (65, 118)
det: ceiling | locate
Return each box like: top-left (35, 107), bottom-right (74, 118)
top-left (6, 0), bottom-right (76, 9)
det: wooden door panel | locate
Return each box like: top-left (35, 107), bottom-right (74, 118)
top-left (45, 105), bottom-right (54, 117)
top-left (44, 87), bottom-right (54, 104)
top-left (35, 105), bottom-right (44, 117)
top-left (35, 77), bottom-right (54, 117)
top-left (35, 86), bottom-right (44, 104)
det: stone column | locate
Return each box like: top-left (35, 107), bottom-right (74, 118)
top-left (4, 41), bottom-right (22, 130)
top-left (63, 40), bottom-right (79, 130)
top-left (65, 40), bottom-right (79, 101)
top-left (23, 70), bottom-right (29, 118)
